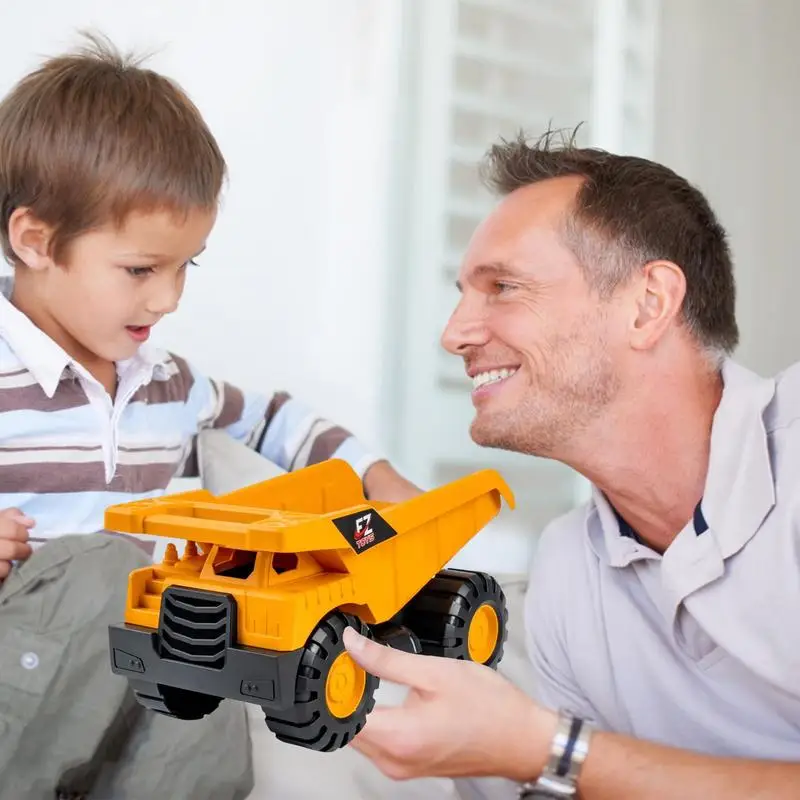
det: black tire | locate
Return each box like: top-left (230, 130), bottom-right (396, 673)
top-left (129, 679), bottom-right (222, 720)
top-left (400, 568), bottom-right (508, 669)
top-left (263, 612), bottom-right (380, 752)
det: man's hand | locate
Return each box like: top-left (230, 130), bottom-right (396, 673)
top-left (362, 460), bottom-right (422, 503)
top-left (343, 626), bottom-right (556, 782)
top-left (344, 631), bottom-right (800, 799)
top-left (0, 507), bottom-right (34, 580)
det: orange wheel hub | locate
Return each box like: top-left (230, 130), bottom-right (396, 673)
top-left (325, 650), bottom-right (366, 718)
top-left (467, 603), bottom-right (499, 663)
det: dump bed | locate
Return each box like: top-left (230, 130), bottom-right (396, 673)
top-left (105, 458), bottom-right (514, 556)
top-left (106, 459), bottom-right (515, 634)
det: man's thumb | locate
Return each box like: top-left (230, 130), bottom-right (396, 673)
top-left (343, 626), bottom-right (432, 689)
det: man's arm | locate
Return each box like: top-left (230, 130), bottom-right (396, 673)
top-left (341, 629), bottom-right (799, 799)
top-left (523, 522), bottom-right (601, 725)
top-left (576, 728), bottom-right (798, 800)
top-left (172, 354), bottom-right (420, 500)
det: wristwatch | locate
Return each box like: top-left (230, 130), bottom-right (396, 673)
top-left (517, 710), bottom-right (594, 798)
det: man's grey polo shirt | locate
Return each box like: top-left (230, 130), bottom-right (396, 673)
top-left (524, 359), bottom-right (800, 759)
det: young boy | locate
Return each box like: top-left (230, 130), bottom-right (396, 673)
top-left (0, 33), bottom-right (418, 799)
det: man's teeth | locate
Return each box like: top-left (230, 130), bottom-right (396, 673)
top-left (472, 368), bottom-right (518, 389)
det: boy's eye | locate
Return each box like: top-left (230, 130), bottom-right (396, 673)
top-left (126, 266), bottom-right (155, 278)
top-left (125, 259), bottom-right (199, 278)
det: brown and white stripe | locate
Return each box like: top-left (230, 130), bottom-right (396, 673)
top-left (0, 367), bottom-right (88, 413)
top-left (0, 441), bottom-right (186, 493)
top-left (0, 343), bottom-right (377, 549)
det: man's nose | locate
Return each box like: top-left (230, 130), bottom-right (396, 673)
top-left (441, 299), bottom-right (489, 355)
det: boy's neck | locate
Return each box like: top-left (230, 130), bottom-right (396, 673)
top-left (82, 359), bottom-right (119, 398)
top-left (10, 272), bottom-right (119, 397)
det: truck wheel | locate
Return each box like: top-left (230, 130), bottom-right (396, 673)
top-left (263, 612), bottom-right (379, 752)
top-left (130, 680), bottom-right (222, 720)
top-left (401, 568), bottom-right (508, 669)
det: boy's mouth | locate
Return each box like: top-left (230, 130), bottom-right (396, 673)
top-left (126, 325), bottom-right (151, 343)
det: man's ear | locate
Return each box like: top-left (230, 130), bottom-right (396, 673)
top-left (7, 208), bottom-right (56, 270)
top-left (629, 260), bottom-right (686, 352)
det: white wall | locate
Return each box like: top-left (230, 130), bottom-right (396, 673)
top-left (653, 0), bottom-right (800, 377)
top-left (2, 0), bottom-right (798, 486)
top-left (0, 0), bottom-right (404, 457)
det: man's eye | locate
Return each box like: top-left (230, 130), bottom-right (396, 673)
top-left (126, 266), bottom-right (155, 278)
top-left (495, 281), bottom-right (515, 293)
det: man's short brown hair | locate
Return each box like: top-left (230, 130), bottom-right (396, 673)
top-left (480, 128), bottom-right (739, 361)
top-left (0, 31), bottom-right (226, 266)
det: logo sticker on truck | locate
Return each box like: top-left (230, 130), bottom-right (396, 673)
top-left (333, 508), bottom-right (397, 553)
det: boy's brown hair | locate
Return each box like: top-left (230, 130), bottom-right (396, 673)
top-left (0, 31), bottom-right (226, 266)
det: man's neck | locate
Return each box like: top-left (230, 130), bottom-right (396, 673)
top-left (566, 361), bottom-right (724, 553)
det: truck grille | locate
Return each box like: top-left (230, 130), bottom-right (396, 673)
top-left (158, 587), bottom-right (236, 669)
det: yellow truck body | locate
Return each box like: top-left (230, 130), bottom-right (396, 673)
top-left (106, 459), bottom-right (514, 751)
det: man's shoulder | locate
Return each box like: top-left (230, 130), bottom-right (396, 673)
top-left (528, 502), bottom-right (593, 580)
top-left (523, 502), bottom-right (595, 646)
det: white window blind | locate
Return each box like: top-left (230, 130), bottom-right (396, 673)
top-left (385, 0), bottom-right (660, 570)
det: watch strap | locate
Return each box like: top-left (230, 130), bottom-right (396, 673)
top-left (517, 710), bottom-right (593, 798)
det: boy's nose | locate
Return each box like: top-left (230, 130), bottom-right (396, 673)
top-left (147, 287), bottom-right (181, 316)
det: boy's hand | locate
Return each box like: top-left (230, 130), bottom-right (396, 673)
top-left (0, 508), bottom-right (34, 580)
top-left (363, 460), bottom-right (422, 503)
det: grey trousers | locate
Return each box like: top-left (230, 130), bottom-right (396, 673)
top-left (0, 533), bottom-right (254, 800)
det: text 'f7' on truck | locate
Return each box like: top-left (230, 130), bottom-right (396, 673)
top-left (106, 458), bottom-right (515, 752)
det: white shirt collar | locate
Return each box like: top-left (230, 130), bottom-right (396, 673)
top-left (0, 273), bottom-right (170, 397)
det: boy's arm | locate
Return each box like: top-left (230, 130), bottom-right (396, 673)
top-left (175, 356), bottom-right (420, 500)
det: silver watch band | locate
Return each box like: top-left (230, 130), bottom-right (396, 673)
top-left (517, 710), bottom-right (593, 798)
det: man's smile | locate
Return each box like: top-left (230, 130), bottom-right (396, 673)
top-left (469, 366), bottom-right (520, 398)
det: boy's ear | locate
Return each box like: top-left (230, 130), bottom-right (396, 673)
top-left (7, 208), bottom-right (56, 270)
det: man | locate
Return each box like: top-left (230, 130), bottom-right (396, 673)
top-left (343, 130), bottom-right (800, 798)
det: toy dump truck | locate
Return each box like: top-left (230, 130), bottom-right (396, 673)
top-left (107, 458), bottom-right (514, 752)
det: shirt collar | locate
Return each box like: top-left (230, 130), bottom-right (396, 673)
top-left (613, 500), bottom-right (708, 544)
top-left (0, 273), bottom-right (171, 397)
top-left (587, 358), bottom-right (776, 572)
top-left (701, 359), bottom-right (776, 557)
